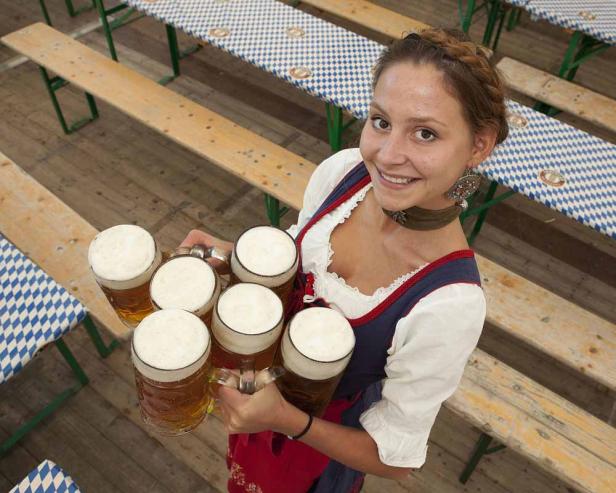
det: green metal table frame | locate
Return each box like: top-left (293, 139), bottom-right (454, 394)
top-left (0, 314), bottom-right (118, 456)
top-left (94, 0), bottom-right (201, 85)
top-left (458, 0), bottom-right (523, 50)
top-left (39, 0), bottom-right (96, 26)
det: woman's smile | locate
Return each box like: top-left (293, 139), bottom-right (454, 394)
top-left (376, 168), bottom-right (421, 189)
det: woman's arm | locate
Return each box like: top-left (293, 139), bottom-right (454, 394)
top-left (218, 383), bottom-right (412, 481)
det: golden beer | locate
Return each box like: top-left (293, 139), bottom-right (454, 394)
top-left (230, 226), bottom-right (298, 309)
top-left (150, 252), bottom-right (220, 328)
top-left (275, 307), bottom-right (355, 417)
top-left (132, 309), bottom-right (213, 435)
top-left (88, 224), bottom-right (162, 327)
top-left (211, 283), bottom-right (284, 392)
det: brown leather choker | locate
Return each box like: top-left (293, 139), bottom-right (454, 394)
top-left (383, 203), bottom-right (463, 230)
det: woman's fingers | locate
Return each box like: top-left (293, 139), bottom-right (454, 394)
top-left (179, 229), bottom-right (214, 248)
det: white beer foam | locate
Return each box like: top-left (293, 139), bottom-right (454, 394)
top-left (89, 224), bottom-right (161, 289)
top-left (213, 283), bottom-right (283, 355)
top-left (132, 309), bottom-right (210, 383)
top-left (232, 226), bottom-right (298, 287)
top-left (151, 256), bottom-right (219, 316)
top-left (282, 307), bottom-right (355, 381)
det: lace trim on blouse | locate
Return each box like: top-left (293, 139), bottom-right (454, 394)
top-left (305, 182), bottom-right (428, 306)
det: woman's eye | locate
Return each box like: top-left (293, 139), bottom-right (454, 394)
top-left (371, 117), bottom-right (390, 131)
top-left (415, 128), bottom-right (436, 141)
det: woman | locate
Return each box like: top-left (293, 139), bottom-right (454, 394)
top-left (182, 28), bottom-right (508, 493)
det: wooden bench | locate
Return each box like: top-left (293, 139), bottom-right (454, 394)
top-left (296, 0), bottom-right (429, 39)
top-left (497, 57), bottom-right (616, 134)
top-left (0, 151), bottom-right (131, 341)
top-left (3, 22), bottom-right (616, 492)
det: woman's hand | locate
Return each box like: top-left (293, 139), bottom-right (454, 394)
top-left (179, 229), bottom-right (233, 275)
top-left (218, 383), bottom-right (307, 436)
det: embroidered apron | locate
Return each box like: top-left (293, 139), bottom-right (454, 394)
top-left (227, 163), bottom-right (481, 493)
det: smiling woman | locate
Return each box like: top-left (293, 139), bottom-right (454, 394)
top-left (181, 28), bottom-right (509, 493)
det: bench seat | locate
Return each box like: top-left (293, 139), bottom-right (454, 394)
top-left (496, 57), bottom-right (616, 134)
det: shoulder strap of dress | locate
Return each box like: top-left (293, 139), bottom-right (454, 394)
top-left (348, 251), bottom-right (481, 327)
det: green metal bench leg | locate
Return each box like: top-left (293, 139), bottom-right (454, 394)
top-left (0, 339), bottom-right (88, 457)
top-left (264, 194), bottom-right (289, 227)
top-left (82, 314), bottom-right (119, 358)
top-left (39, 0), bottom-right (53, 26)
top-left (65, 0), bottom-right (95, 17)
top-left (38, 66), bottom-right (99, 135)
top-left (459, 432), bottom-right (507, 483)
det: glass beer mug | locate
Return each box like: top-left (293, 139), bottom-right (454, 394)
top-left (211, 283), bottom-right (284, 393)
top-left (150, 245), bottom-right (221, 327)
top-left (230, 225), bottom-right (298, 310)
top-left (132, 308), bottom-right (213, 435)
top-left (88, 224), bottom-right (162, 327)
top-left (275, 307), bottom-right (355, 417)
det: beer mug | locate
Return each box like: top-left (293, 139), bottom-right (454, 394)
top-left (132, 309), bottom-right (213, 435)
top-left (150, 246), bottom-right (221, 327)
top-left (275, 307), bottom-right (355, 417)
top-left (88, 224), bottom-right (162, 327)
top-left (211, 283), bottom-right (284, 393)
top-left (231, 226), bottom-right (298, 309)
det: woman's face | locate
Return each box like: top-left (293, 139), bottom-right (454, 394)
top-left (360, 61), bottom-right (492, 212)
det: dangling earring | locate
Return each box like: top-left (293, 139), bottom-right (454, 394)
top-left (382, 168), bottom-right (481, 230)
top-left (445, 168), bottom-right (481, 209)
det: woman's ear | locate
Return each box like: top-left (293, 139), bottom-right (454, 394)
top-left (469, 126), bottom-right (498, 169)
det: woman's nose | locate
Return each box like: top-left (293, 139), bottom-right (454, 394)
top-left (376, 132), bottom-right (407, 166)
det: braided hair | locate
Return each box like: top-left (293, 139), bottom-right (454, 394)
top-left (372, 28), bottom-right (509, 144)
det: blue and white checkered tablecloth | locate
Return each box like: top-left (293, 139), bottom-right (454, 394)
top-left (507, 0), bottom-right (531, 7)
top-left (0, 234), bottom-right (86, 384)
top-left (10, 460), bottom-right (81, 493)
top-left (526, 0), bottom-right (616, 45)
top-left (126, 0), bottom-right (381, 119)
top-left (126, 0), bottom-right (616, 238)
top-left (480, 101), bottom-right (616, 237)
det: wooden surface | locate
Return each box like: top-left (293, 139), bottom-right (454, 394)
top-left (299, 0), bottom-right (430, 38)
top-left (1, 22), bottom-right (315, 212)
top-left (0, 152), bottom-right (130, 340)
top-left (1, 2), bottom-right (615, 491)
top-left (477, 254), bottom-right (616, 391)
top-left (450, 348), bottom-right (616, 493)
top-left (497, 57), bottom-right (616, 134)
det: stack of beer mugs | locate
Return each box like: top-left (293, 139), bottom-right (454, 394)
top-left (89, 223), bottom-right (356, 434)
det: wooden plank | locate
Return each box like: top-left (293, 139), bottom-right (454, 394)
top-left (0, 153), bottom-right (130, 339)
top-left (497, 57), bottom-right (616, 134)
top-left (1, 23), bottom-right (315, 212)
top-left (477, 254), bottom-right (616, 391)
top-left (448, 348), bottom-right (616, 493)
top-left (299, 0), bottom-right (430, 39)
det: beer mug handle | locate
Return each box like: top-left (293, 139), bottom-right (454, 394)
top-left (238, 359), bottom-right (256, 395)
top-left (189, 244), bottom-right (230, 265)
top-left (211, 366), bottom-right (285, 394)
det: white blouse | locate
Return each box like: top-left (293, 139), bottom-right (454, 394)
top-left (287, 148), bottom-right (486, 468)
